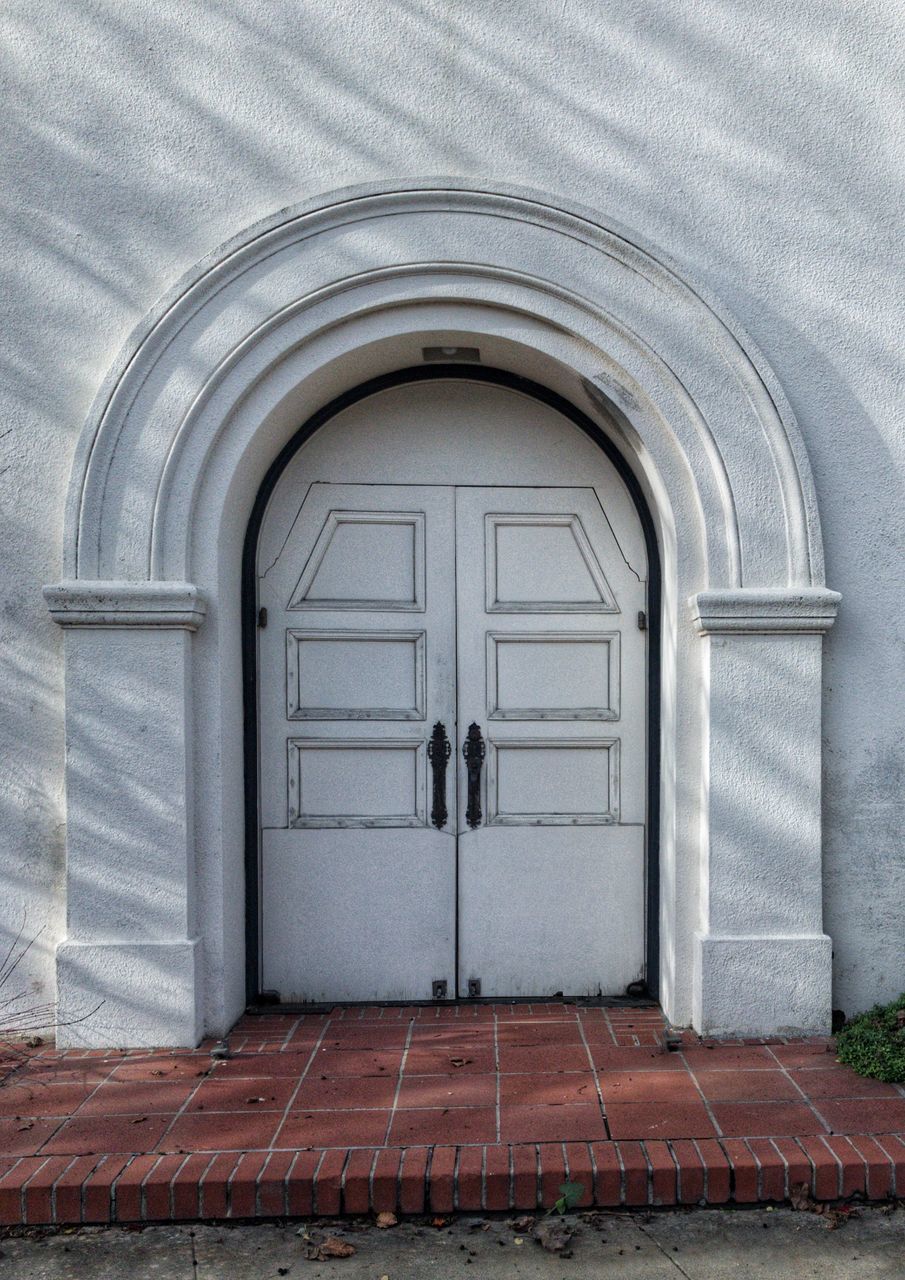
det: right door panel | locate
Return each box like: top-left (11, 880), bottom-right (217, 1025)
top-left (455, 486), bottom-right (648, 998)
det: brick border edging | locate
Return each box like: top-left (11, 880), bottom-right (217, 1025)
top-left (1, 1136), bottom-right (904, 1226)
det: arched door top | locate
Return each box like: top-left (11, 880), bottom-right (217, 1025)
top-left (60, 180), bottom-right (824, 591)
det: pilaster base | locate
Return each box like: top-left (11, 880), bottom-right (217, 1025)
top-left (56, 939), bottom-right (203, 1048)
top-left (694, 932), bottom-right (832, 1037)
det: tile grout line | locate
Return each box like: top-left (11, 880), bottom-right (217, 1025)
top-left (764, 1045), bottom-right (833, 1133)
top-left (185, 1150), bottom-right (217, 1220)
top-left (280, 1015), bottom-right (303, 1051)
top-left (26, 1053), bottom-right (121, 1155)
top-left (575, 1009), bottom-right (610, 1138)
top-left (603, 1008), bottom-right (619, 1046)
top-left (268, 1018), bottom-right (335, 1151)
top-left (816, 1133), bottom-right (844, 1199)
top-left (366, 1146), bottom-right (378, 1213)
top-left (744, 1138), bottom-right (764, 1201)
top-left (872, 1135), bottom-right (902, 1197)
top-left (154, 1048), bottom-right (225, 1153)
top-left (381, 1017), bottom-right (416, 1149)
top-left (139, 1153), bottom-right (165, 1222)
top-left (256, 1149), bottom-right (276, 1217)
top-left (165, 1153), bottom-right (192, 1219)
top-left (797, 1137), bottom-right (818, 1197)
top-left (677, 1055), bottom-right (723, 1137)
top-left (310, 1149), bottom-right (328, 1215)
top-left (689, 1138), bottom-right (708, 1202)
top-left (50, 1155), bottom-right (83, 1226)
top-left (767, 1138), bottom-right (791, 1200)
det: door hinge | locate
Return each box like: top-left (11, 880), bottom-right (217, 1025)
top-left (467, 978), bottom-right (482, 998)
top-left (432, 979), bottom-right (448, 1000)
top-left (257, 607), bottom-right (268, 628)
top-left (637, 610), bottom-right (647, 631)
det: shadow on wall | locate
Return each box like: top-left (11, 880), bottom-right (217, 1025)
top-left (1, 0), bottom-right (903, 1034)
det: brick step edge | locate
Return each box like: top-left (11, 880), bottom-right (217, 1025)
top-left (1, 1135), bottom-right (904, 1226)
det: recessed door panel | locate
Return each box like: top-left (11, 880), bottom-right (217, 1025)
top-left (488, 738), bottom-right (620, 825)
top-left (487, 632), bottom-right (620, 720)
top-left (287, 630), bottom-right (425, 720)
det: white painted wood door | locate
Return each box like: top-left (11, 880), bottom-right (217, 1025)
top-left (455, 487), bottom-right (647, 998)
top-left (258, 483), bottom-right (457, 1002)
top-left (256, 383), bottom-right (648, 1002)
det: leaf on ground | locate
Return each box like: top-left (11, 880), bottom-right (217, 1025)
top-left (510, 1215), bottom-right (534, 1232)
top-left (789, 1182), bottom-right (814, 1212)
top-left (246, 1096), bottom-right (266, 1104)
top-left (534, 1220), bottom-right (575, 1254)
top-left (304, 1236), bottom-right (356, 1260)
top-left (449, 1057), bottom-right (472, 1068)
top-left (375, 1211), bottom-right (397, 1229)
top-left (431, 1216), bottom-right (450, 1229)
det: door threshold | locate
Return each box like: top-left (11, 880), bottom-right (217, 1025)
top-left (246, 993), bottom-right (659, 1015)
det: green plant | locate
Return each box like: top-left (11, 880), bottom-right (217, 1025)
top-left (836, 992), bottom-right (905, 1083)
top-left (550, 1180), bottom-right (584, 1215)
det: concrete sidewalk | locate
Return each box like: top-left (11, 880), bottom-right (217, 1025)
top-left (2, 1207), bottom-right (905, 1279)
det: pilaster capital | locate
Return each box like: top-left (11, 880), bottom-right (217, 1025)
top-left (691, 588), bottom-right (840, 635)
top-left (44, 581), bottom-right (206, 630)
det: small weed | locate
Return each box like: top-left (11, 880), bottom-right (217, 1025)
top-left (550, 1181), bottom-right (584, 1215)
top-left (836, 993), bottom-right (905, 1083)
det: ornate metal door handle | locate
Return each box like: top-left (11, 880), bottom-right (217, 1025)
top-left (427, 722), bottom-right (451, 829)
top-left (462, 722), bottom-right (485, 829)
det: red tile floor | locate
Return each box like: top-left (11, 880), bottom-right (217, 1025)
top-left (2, 1004), bottom-right (905, 1223)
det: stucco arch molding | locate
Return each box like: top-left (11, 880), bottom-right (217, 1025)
top-left (56, 180), bottom-right (827, 595)
top-left (45, 182), bottom-right (839, 1046)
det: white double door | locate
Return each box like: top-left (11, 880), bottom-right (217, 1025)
top-left (258, 481), bottom-right (647, 1002)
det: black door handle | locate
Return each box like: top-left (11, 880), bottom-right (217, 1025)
top-left (462, 723), bottom-right (485, 829)
top-left (427, 722), bottom-right (451, 829)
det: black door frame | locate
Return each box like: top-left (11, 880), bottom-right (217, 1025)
top-left (241, 365), bottom-right (662, 1005)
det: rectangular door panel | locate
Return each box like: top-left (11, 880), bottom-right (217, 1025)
top-left (487, 631), bottom-right (620, 720)
top-left (262, 828), bottom-right (455, 1003)
top-left (287, 630), bottom-right (425, 720)
top-left (487, 737), bottom-right (620, 825)
top-left (457, 825), bottom-right (645, 997)
top-left (287, 738), bottom-right (426, 827)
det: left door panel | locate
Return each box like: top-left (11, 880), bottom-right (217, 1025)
top-left (257, 483), bottom-right (457, 1002)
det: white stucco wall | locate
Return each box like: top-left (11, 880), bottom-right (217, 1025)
top-left (2, 0), bottom-right (902, 1024)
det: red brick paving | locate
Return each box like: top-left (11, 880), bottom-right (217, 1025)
top-left (1, 1003), bottom-right (903, 1222)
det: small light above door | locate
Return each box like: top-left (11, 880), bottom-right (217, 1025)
top-left (421, 346), bottom-right (481, 362)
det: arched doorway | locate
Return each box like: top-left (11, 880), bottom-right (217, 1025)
top-left (46, 181), bottom-right (838, 1046)
top-left (244, 369), bottom-right (661, 1004)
